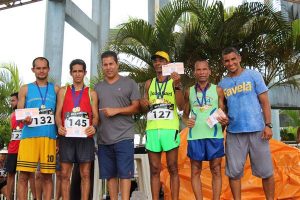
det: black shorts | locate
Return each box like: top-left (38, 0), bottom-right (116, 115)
top-left (0, 180), bottom-right (6, 190)
top-left (5, 154), bottom-right (17, 173)
top-left (59, 137), bottom-right (95, 163)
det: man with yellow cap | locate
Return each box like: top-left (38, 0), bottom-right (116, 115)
top-left (140, 51), bottom-right (184, 200)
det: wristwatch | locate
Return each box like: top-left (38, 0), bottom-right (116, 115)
top-left (265, 123), bottom-right (273, 128)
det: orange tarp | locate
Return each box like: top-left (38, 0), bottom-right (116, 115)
top-left (161, 128), bottom-right (300, 200)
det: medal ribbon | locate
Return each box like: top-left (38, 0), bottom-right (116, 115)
top-left (71, 85), bottom-right (85, 109)
top-left (36, 81), bottom-right (49, 107)
top-left (155, 77), bottom-right (168, 99)
top-left (194, 83), bottom-right (209, 107)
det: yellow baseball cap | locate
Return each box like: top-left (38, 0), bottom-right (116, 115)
top-left (151, 51), bottom-right (170, 62)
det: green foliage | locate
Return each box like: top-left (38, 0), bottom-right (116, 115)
top-left (0, 118), bottom-right (11, 148)
top-left (110, 0), bottom-right (300, 88)
top-left (0, 63), bottom-right (22, 148)
top-left (280, 127), bottom-right (297, 141)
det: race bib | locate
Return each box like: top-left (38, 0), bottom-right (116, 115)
top-left (147, 104), bottom-right (174, 120)
top-left (11, 129), bottom-right (22, 140)
top-left (28, 109), bottom-right (55, 127)
top-left (64, 112), bottom-right (89, 138)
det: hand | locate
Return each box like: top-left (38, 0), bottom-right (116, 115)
top-left (140, 98), bottom-right (150, 109)
top-left (56, 146), bottom-right (59, 154)
top-left (187, 118), bottom-right (196, 128)
top-left (170, 72), bottom-right (181, 86)
top-left (100, 108), bottom-right (119, 117)
top-left (22, 116), bottom-right (33, 125)
top-left (261, 126), bottom-right (273, 140)
top-left (85, 126), bottom-right (96, 136)
top-left (58, 126), bottom-right (67, 136)
top-left (217, 115), bottom-right (229, 126)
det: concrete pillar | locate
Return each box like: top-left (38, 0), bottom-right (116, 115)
top-left (148, 0), bottom-right (156, 25)
top-left (271, 109), bottom-right (281, 140)
top-left (159, 0), bottom-right (169, 8)
top-left (91, 0), bottom-right (110, 77)
top-left (44, 0), bottom-right (66, 85)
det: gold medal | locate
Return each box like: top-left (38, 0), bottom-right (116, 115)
top-left (200, 106), bottom-right (205, 112)
top-left (156, 99), bottom-right (164, 104)
top-left (72, 107), bottom-right (80, 112)
top-left (41, 105), bottom-right (46, 109)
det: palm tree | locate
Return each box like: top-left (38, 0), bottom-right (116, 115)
top-left (0, 63), bottom-right (22, 117)
top-left (110, 0), bottom-right (300, 87)
top-left (0, 63), bottom-right (23, 147)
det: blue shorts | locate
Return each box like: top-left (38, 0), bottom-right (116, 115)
top-left (98, 139), bottom-right (134, 179)
top-left (187, 138), bottom-right (225, 161)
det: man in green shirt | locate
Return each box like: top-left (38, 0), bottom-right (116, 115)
top-left (183, 59), bottom-right (227, 200)
top-left (140, 51), bottom-right (184, 200)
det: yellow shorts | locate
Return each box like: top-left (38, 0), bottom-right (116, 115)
top-left (17, 137), bottom-right (56, 174)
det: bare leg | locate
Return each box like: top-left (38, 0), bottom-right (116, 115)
top-left (190, 159), bottom-right (203, 200)
top-left (1, 185), bottom-right (7, 198)
top-left (107, 178), bottom-right (118, 200)
top-left (41, 173), bottom-right (53, 200)
top-left (17, 171), bottom-right (30, 200)
top-left (209, 158), bottom-right (222, 200)
top-left (148, 151), bottom-right (162, 200)
top-left (55, 170), bottom-right (62, 200)
top-left (166, 148), bottom-right (179, 200)
top-left (79, 162), bottom-right (91, 200)
top-left (35, 171), bottom-right (43, 200)
top-left (262, 175), bottom-right (275, 200)
top-left (229, 178), bottom-right (241, 200)
top-left (60, 162), bottom-right (72, 200)
top-left (6, 172), bottom-right (15, 200)
top-left (120, 179), bottom-right (131, 200)
top-left (29, 172), bottom-right (36, 199)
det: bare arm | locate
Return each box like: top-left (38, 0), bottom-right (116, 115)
top-left (85, 89), bottom-right (99, 136)
top-left (17, 85), bottom-right (28, 109)
top-left (171, 72), bottom-right (184, 111)
top-left (140, 79), bottom-right (151, 113)
top-left (258, 91), bottom-right (273, 139)
top-left (54, 85), bottom-right (60, 94)
top-left (55, 87), bottom-right (67, 136)
top-left (216, 86), bottom-right (228, 127)
top-left (217, 86), bottom-right (226, 112)
top-left (90, 90), bottom-right (99, 126)
top-left (182, 88), bottom-right (191, 126)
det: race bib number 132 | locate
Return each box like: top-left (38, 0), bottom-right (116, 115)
top-left (28, 109), bottom-right (55, 127)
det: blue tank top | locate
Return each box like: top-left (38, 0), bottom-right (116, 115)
top-left (22, 82), bottom-right (57, 139)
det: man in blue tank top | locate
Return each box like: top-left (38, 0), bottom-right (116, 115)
top-left (218, 47), bottom-right (274, 200)
top-left (16, 57), bottom-right (59, 200)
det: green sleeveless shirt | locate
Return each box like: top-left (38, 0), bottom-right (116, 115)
top-left (146, 78), bottom-right (179, 130)
top-left (188, 84), bottom-right (223, 140)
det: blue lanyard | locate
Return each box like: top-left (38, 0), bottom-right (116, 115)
top-left (155, 77), bottom-right (168, 99)
top-left (71, 85), bottom-right (85, 108)
top-left (194, 83), bottom-right (209, 107)
top-left (36, 81), bottom-right (48, 107)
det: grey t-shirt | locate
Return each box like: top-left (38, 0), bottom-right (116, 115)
top-left (94, 76), bottom-right (140, 145)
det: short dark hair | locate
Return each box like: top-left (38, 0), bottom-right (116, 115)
top-left (32, 57), bottom-right (49, 68)
top-left (10, 92), bottom-right (18, 99)
top-left (101, 51), bottom-right (118, 64)
top-left (222, 47), bottom-right (240, 57)
top-left (69, 59), bottom-right (87, 72)
top-left (194, 58), bottom-right (210, 69)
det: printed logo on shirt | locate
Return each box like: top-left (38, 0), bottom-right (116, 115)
top-left (149, 91), bottom-right (173, 97)
top-left (223, 82), bottom-right (252, 98)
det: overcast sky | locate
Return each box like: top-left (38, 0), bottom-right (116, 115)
top-left (0, 0), bottom-right (264, 85)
